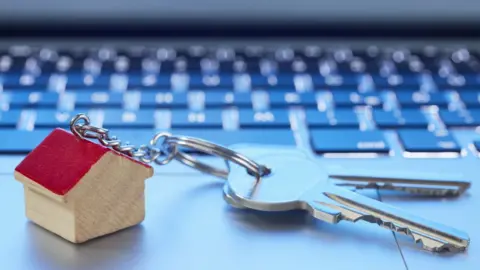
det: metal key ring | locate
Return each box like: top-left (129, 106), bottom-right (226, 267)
top-left (162, 135), bottom-right (271, 180)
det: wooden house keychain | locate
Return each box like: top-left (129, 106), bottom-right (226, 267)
top-left (13, 113), bottom-right (263, 244)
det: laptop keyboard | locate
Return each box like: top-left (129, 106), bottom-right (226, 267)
top-left (0, 45), bottom-right (479, 156)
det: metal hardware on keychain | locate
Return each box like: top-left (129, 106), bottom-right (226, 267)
top-left (69, 113), bottom-right (270, 180)
top-left (223, 149), bottom-right (470, 253)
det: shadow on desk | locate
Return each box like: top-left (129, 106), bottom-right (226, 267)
top-left (24, 222), bottom-right (146, 269)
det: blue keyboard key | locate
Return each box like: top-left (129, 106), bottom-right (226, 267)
top-left (238, 109), bottom-right (290, 128)
top-left (268, 92), bottom-right (317, 107)
top-left (73, 92), bottom-right (123, 108)
top-left (312, 75), bottom-right (359, 89)
top-left (306, 109), bottom-right (359, 127)
top-left (433, 75), bottom-right (479, 88)
top-left (331, 91), bottom-right (383, 107)
top-left (0, 74), bottom-right (49, 90)
top-left (34, 110), bottom-right (82, 128)
top-left (372, 74), bottom-right (420, 88)
top-left (310, 129), bottom-right (390, 154)
top-left (250, 74), bottom-right (294, 88)
top-left (0, 110), bottom-right (21, 127)
top-left (439, 109), bottom-right (480, 127)
top-left (171, 109), bottom-right (223, 128)
top-left (204, 92), bottom-right (251, 108)
top-left (140, 92), bottom-right (188, 108)
top-left (459, 92), bottom-right (480, 107)
top-left (397, 129), bottom-right (461, 153)
top-left (395, 91), bottom-right (449, 107)
top-left (128, 74), bottom-right (171, 89)
top-left (0, 130), bottom-right (52, 153)
top-left (373, 109), bottom-right (428, 128)
top-left (3, 92), bottom-right (59, 108)
top-left (102, 109), bottom-right (155, 128)
top-left (108, 129), bottom-right (295, 154)
top-left (66, 74), bottom-right (110, 89)
top-left (275, 74), bottom-right (296, 87)
top-left (189, 74), bottom-right (234, 89)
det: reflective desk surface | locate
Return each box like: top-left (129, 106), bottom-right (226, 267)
top-left (0, 129), bottom-right (478, 270)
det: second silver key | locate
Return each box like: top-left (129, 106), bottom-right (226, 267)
top-left (226, 153), bottom-right (470, 252)
top-left (227, 144), bottom-right (471, 196)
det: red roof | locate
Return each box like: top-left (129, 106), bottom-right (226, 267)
top-left (15, 128), bottom-right (151, 196)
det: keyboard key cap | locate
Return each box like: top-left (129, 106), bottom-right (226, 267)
top-left (268, 92), bottom-right (317, 107)
top-left (2, 92), bottom-right (58, 108)
top-left (396, 91), bottom-right (449, 107)
top-left (397, 129), bottom-right (461, 153)
top-left (65, 74), bottom-right (110, 89)
top-left (238, 109), bottom-right (290, 128)
top-left (250, 74), bottom-right (294, 88)
top-left (171, 109), bottom-right (223, 128)
top-left (0, 130), bottom-right (52, 153)
top-left (189, 74), bottom-right (234, 89)
top-left (433, 74), bottom-right (479, 89)
top-left (102, 109), bottom-right (155, 128)
top-left (312, 75), bottom-right (359, 89)
top-left (0, 74), bottom-right (49, 90)
top-left (0, 110), bottom-right (21, 127)
top-left (372, 109), bottom-right (429, 128)
top-left (204, 92), bottom-right (252, 108)
top-left (73, 92), bottom-right (123, 108)
top-left (306, 109), bottom-right (359, 127)
top-left (310, 129), bottom-right (390, 154)
top-left (128, 74), bottom-right (171, 89)
top-left (439, 109), bottom-right (480, 127)
top-left (331, 91), bottom-right (383, 107)
top-left (459, 92), bottom-right (480, 107)
top-left (140, 92), bottom-right (188, 108)
top-left (372, 74), bottom-right (420, 89)
top-left (34, 110), bottom-right (82, 128)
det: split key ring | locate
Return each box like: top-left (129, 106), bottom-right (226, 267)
top-left (162, 134), bottom-right (271, 180)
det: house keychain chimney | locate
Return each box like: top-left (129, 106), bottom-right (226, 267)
top-left (14, 120), bottom-right (154, 243)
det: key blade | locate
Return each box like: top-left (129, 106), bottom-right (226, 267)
top-left (306, 185), bottom-right (470, 252)
top-left (328, 168), bottom-right (471, 196)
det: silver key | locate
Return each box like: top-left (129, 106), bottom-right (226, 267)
top-left (227, 144), bottom-right (471, 197)
top-left (225, 152), bottom-right (470, 252)
top-left (328, 168), bottom-right (470, 196)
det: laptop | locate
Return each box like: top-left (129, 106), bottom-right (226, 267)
top-left (0, 1), bottom-right (478, 269)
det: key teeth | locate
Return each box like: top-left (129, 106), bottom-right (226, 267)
top-left (355, 183), bottom-right (461, 197)
top-left (412, 233), bottom-right (467, 253)
top-left (350, 214), bottom-right (465, 253)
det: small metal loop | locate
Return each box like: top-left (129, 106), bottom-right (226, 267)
top-left (140, 147), bottom-right (162, 164)
top-left (80, 125), bottom-right (109, 140)
top-left (115, 144), bottom-right (135, 154)
top-left (104, 139), bottom-right (122, 148)
top-left (165, 135), bottom-right (270, 180)
top-left (70, 113), bottom-right (90, 139)
top-left (149, 132), bottom-right (177, 165)
top-left (150, 132), bottom-right (172, 150)
top-left (132, 145), bottom-right (150, 157)
top-left (153, 144), bottom-right (178, 165)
